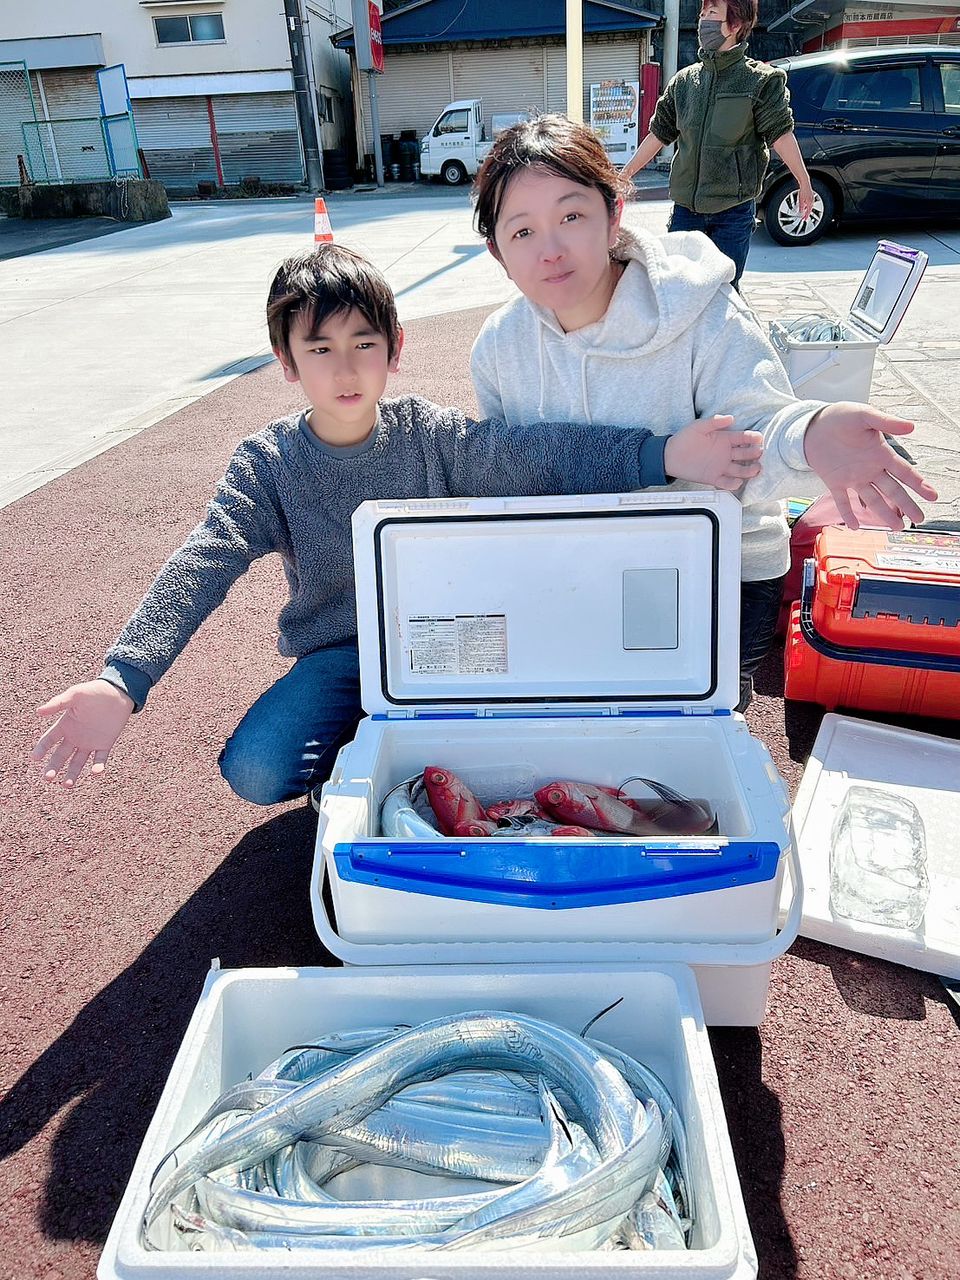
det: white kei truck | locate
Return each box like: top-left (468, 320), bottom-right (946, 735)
top-left (419, 99), bottom-right (525, 185)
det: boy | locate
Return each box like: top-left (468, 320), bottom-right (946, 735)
top-left (30, 244), bottom-right (762, 804)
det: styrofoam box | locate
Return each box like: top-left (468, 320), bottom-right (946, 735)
top-left (98, 963), bottom-right (757, 1280)
top-left (788, 712), bottom-right (960, 978)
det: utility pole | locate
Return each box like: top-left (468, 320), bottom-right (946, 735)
top-left (565, 0), bottom-right (584, 123)
top-left (284, 0), bottom-right (324, 191)
top-left (351, 0), bottom-right (384, 186)
top-left (661, 0), bottom-right (680, 163)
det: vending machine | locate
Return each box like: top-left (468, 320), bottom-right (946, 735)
top-left (589, 79), bottom-right (641, 164)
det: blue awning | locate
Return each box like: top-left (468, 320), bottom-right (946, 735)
top-left (333, 0), bottom-right (660, 50)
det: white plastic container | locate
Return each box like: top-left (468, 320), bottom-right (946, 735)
top-left (314, 491), bottom-right (802, 1026)
top-left (788, 712), bottom-right (960, 978)
top-left (770, 239), bottom-right (927, 402)
top-left (98, 962), bottom-right (758, 1280)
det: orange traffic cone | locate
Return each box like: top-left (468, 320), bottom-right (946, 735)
top-left (314, 197), bottom-right (334, 244)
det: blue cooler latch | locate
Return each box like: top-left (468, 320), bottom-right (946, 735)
top-left (332, 839), bottom-right (782, 909)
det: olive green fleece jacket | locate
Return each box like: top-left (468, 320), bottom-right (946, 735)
top-left (650, 43), bottom-right (794, 214)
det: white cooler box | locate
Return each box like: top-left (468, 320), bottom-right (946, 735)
top-left (769, 239), bottom-right (927, 403)
top-left (98, 962), bottom-right (759, 1280)
top-left (314, 491), bottom-right (802, 1026)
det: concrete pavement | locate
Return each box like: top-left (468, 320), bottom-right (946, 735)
top-left (1, 188), bottom-right (958, 513)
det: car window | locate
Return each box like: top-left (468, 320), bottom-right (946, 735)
top-left (824, 64), bottom-right (922, 112)
top-left (435, 110), bottom-right (470, 135)
top-left (940, 63), bottom-right (960, 114)
top-left (788, 68), bottom-right (835, 111)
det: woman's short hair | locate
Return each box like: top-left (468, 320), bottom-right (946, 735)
top-left (725, 0), bottom-right (758, 42)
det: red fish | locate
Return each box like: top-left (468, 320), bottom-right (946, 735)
top-left (536, 779), bottom-right (715, 837)
top-left (622, 778), bottom-right (716, 836)
top-left (453, 818), bottom-right (498, 838)
top-left (422, 767), bottom-right (487, 836)
top-left (486, 798), bottom-right (549, 822)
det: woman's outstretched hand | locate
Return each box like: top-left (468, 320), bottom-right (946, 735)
top-left (802, 404), bottom-right (938, 529)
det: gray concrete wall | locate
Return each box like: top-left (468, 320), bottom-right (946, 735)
top-left (18, 179), bottom-right (170, 222)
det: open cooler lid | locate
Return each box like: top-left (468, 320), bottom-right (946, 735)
top-left (352, 490), bottom-right (742, 717)
top-left (845, 240), bottom-right (928, 345)
top-left (787, 713), bottom-right (960, 979)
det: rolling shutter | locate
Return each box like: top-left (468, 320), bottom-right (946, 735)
top-left (359, 51), bottom-right (452, 151)
top-left (132, 96), bottom-right (218, 187)
top-left (451, 47), bottom-right (545, 138)
top-left (212, 92), bottom-right (303, 183)
top-left (33, 69), bottom-right (101, 119)
top-left (545, 39), bottom-right (643, 119)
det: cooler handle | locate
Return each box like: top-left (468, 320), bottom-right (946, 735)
top-left (311, 836), bottom-right (804, 968)
top-left (787, 350), bottom-right (842, 392)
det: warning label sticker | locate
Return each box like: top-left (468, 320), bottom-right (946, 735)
top-left (875, 531), bottom-right (960, 573)
top-left (408, 614), bottom-right (508, 675)
top-left (876, 553), bottom-right (960, 573)
top-left (887, 531), bottom-right (960, 550)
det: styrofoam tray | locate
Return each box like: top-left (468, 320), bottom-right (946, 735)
top-left (98, 963), bottom-right (757, 1280)
top-left (787, 713), bottom-right (960, 976)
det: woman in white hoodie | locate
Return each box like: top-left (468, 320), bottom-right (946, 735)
top-left (470, 114), bottom-right (936, 708)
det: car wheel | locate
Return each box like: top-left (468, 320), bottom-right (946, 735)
top-left (441, 160), bottom-right (468, 186)
top-left (764, 178), bottom-right (835, 246)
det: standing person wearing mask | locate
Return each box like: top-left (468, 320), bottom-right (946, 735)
top-left (621, 0), bottom-right (814, 288)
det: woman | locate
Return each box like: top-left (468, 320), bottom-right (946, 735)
top-left (470, 114), bottom-right (934, 708)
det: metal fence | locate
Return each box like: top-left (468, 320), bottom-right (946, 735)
top-left (0, 61), bottom-right (39, 186)
top-left (21, 112), bottom-right (141, 183)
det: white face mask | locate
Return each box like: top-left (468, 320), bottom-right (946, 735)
top-left (698, 19), bottom-right (727, 52)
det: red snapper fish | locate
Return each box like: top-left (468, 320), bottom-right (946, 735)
top-left (422, 767), bottom-right (487, 836)
top-left (486, 798), bottom-right (549, 822)
top-left (536, 778), bottom-right (715, 837)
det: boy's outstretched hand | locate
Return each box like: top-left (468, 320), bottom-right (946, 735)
top-left (803, 404), bottom-right (938, 529)
top-left (31, 680), bottom-right (134, 788)
top-left (664, 415), bottom-right (763, 490)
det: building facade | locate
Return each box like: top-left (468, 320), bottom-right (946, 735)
top-left (333, 0), bottom-right (661, 166)
top-left (769, 1), bottom-right (960, 51)
top-left (0, 0), bottom-right (353, 190)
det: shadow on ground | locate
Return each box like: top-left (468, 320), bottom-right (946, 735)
top-left (0, 806), bottom-right (326, 1243)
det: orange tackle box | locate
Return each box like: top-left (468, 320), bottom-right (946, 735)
top-left (784, 526), bottom-right (960, 719)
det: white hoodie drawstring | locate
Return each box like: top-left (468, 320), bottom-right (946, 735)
top-left (536, 328), bottom-right (595, 425)
top-left (536, 327), bottom-right (547, 419)
top-left (580, 355), bottom-right (593, 424)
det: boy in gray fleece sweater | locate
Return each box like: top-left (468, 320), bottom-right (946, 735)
top-left (30, 244), bottom-right (762, 804)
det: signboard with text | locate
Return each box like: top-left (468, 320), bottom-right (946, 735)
top-left (352, 0), bottom-right (384, 74)
top-left (369, 2), bottom-right (384, 73)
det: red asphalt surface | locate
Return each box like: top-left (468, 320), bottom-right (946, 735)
top-left (2, 306), bottom-right (959, 1280)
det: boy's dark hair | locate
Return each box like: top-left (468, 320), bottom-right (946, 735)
top-left (266, 244), bottom-right (401, 367)
top-left (472, 114), bottom-right (630, 249)
top-left (724, 0), bottom-right (758, 41)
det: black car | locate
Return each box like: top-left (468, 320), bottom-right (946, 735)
top-left (759, 45), bottom-right (960, 245)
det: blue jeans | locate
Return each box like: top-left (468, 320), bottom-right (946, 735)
top-left (218, 642), bottom-right (363, 805)
top-left (738, 575), bottom-right (787, 711)
top-left (668, 200), bottom-right (757, 289)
